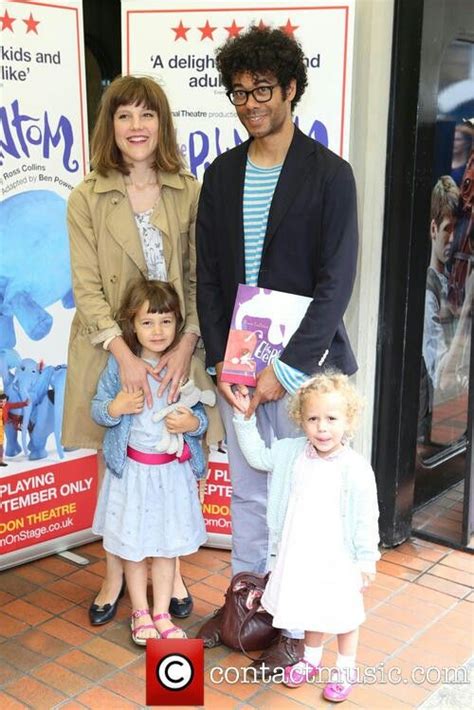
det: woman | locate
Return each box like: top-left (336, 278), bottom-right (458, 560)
top-left (63, 75), bottom-right (220, 625)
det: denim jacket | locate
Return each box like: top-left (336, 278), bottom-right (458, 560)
top-left (91, 355), bottom-right (208, 479)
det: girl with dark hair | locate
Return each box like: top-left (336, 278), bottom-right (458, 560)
top-left (91, 279), bottom-right (208, 644)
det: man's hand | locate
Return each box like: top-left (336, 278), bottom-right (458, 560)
top-left (165, 406), bottom-right (199, 434)
top-left (108, 389), bottom-right (145, 418)
top-left (216, 361), bottom-right (248, 412)
top-left (246, 366), bottom-right (285, 418)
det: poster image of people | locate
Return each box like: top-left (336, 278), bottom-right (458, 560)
top-left (417, 40), bottom-right (473, 476)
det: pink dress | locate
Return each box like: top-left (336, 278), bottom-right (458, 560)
top-left (261, 446), bottom-right (365, 634)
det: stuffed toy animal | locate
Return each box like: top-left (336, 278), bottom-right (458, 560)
top-left (152, 379), bottom-right (216, 456)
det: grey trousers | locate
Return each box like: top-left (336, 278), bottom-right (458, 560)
top-left (217, 392), bottom-right (300, 575)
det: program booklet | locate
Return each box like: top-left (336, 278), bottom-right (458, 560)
top-left (221, 284), bottom-right (312, 386)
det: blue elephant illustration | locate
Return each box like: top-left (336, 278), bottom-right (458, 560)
top-left (5, 357), bottom-right (67, 460)
top-left (0, 348), bottom-right (21, 392)
top-left (0, 189), bottom-right (75, 348)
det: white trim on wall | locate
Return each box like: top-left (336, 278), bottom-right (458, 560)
top-left (346, 0), bottom-right (395, 459)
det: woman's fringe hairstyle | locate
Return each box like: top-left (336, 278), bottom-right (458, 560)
top-left (90, 75), bottom-right (184, 176)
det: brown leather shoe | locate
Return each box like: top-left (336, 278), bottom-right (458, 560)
top-left (249, 634), bottom-right (304, 679)
top-left (195, 606), bottom-right (224, 648)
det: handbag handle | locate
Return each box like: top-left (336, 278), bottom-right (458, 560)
top-left (237, 599), bottom-right (274, 661)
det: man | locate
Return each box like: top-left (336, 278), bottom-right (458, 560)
top-left (196, 25), bottom-right (359, 673)
top-left (418, 175), bottom-right (460, 443)
top-left (424, 175), bottom-right (459, 380)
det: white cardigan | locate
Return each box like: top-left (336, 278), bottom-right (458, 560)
top-left (233, 413), bottom-right (381, 573)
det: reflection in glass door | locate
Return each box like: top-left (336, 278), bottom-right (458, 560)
top-left (413, 40), bottom-right (473, 547)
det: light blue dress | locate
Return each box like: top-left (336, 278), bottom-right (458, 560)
top-left (92, 384), bottom-right (207, 562)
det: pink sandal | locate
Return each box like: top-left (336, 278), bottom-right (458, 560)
top-left (153, 612), bottom-right (187, 639)
top-left (323, 668), bottom-right (357, 702)
top-left (131, 608), bottom-right (158, 646)
top-left (283, 660), bottom-right (320, 688)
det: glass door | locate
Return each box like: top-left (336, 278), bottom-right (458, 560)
top-left (413, 39), bottom-right (473, 546)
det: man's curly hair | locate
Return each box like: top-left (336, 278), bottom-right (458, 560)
top-left (215, 25), bottom-right (308, 111)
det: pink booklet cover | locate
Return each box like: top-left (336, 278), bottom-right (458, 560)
top-left (221, 284), bottom-right (312, 386)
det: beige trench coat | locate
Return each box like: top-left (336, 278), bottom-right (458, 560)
top-left (62, 168), bottom-right (223, 449)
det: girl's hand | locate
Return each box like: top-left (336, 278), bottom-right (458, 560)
top-left (155, 333), bottom-right (197, 404)
top-left (108, 389), bottom-right (145, 418)
top-left (109, 337), bottom-right (158, 408)
top-left (361, 572), bottom-right (375, 591)
top-left (216, 361), bottom-right (249, 412)
top-left (233, 389), bottom-right (251, 416)
top-left (165, 406), bottom-right (199, 434)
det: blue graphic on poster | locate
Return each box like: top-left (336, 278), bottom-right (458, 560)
top-left (0, 0), bottom-right (88, 469)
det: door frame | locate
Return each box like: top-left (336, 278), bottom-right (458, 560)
top-left (373, 0), bottom-right (474, 549)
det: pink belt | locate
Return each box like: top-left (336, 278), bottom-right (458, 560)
top-left (126, 443), bottom-right (191, 465)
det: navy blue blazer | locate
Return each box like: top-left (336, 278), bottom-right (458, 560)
top-left (196, 126), bottom-right (358, 377)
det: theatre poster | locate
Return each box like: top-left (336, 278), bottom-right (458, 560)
top-left (0, 0), bottom-right (95, 569)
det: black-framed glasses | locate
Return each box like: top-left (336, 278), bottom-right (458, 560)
top-left (226, 84), bottom-right (278, 106)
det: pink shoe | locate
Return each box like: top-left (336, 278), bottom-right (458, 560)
top-left (130, 608), bottom-right (158, 646)
top-left (323, 669), bottom-right (356, 702)
top-left (152, 612), bottom-right (187, 639)
top-left (283, 660), bottom-right (320, 688)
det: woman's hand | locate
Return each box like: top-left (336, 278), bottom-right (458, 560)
top-left (155, 333), bottom-right (197, 403)
top-left (119, 354), bottom-right (157, 407)
top-left (109, 336), bottom-right (158, 408)
top-left (108, 389), bottom-right (145, 418)
top-left (165, 406), bottom-right (199, 434)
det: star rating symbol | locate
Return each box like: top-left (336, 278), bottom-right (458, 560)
top-left (0, 10), bottom-right (15, 32)
top-left (168, 18), bottom-right (300, 42)
top-left (199, 20), bottom-right (217, 40)
top-left (1, 9), bottom-right (41, 33)
top-left (24, 13), bottom-right (40, 34)
top-left (224, 19), bottom-right (243, 38)
top-left (280, 18), bottom-right (299, 36)
top-left (172, 20), bottom-right (190, 41)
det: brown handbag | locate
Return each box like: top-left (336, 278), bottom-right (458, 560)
top-left (220, 571), bottom-right (279, 655)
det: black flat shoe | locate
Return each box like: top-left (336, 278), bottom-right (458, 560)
top-left (89, 580), bottom-right (125, 626)
top-left (169, 584), bottom-right (193, 619)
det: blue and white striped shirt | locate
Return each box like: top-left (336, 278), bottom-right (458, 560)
top-left (243, 158), bottom-right (309, 394)
top-left (272, 358), bottom-right (308, 394)
top-left (243, 158), bottom-right (281, 285)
